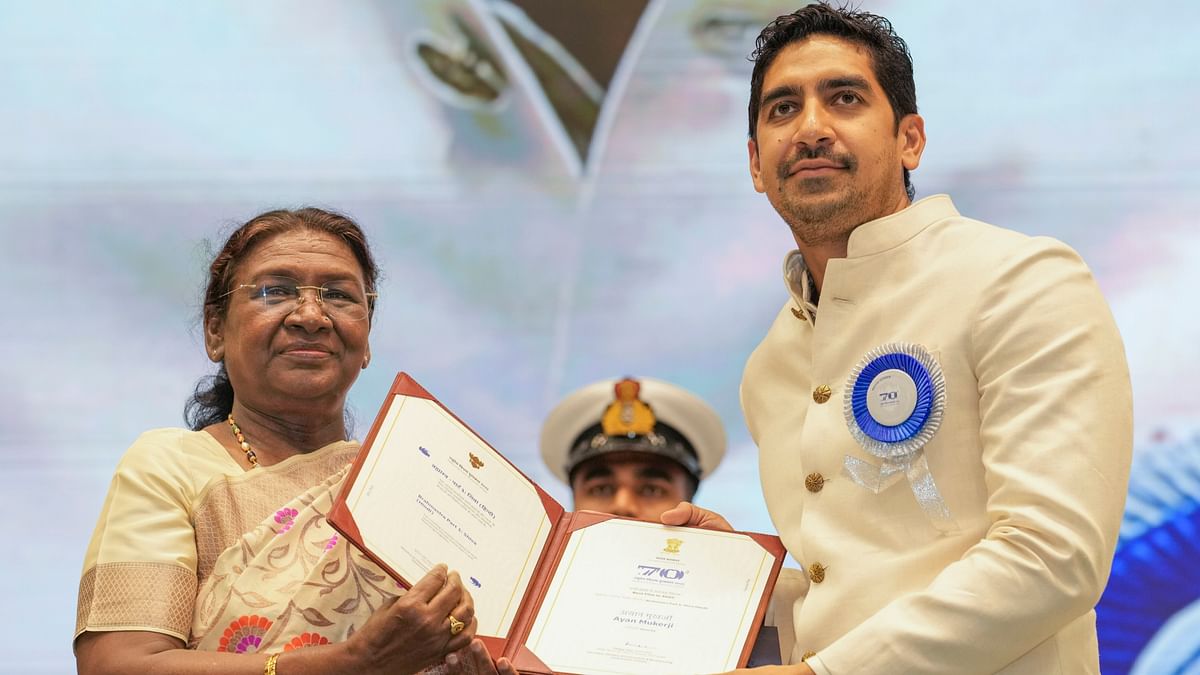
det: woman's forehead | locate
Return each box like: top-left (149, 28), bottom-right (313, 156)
top-left (236, 230), bottom-right (364, 279)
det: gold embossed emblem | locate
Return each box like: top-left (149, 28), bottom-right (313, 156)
top-left (790, 307), bottom-right (808, 322)
top-left (469, 452), bottom-right (484, 469)
top-left (601, 378), bottom-right (657, 437)
top-left (812, 384), bottom-right (832, 404)
top-left (663, 538), bottom-right (683, 554)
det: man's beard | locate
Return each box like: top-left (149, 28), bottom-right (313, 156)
top-left (772, 147), bottom-right (865, 246)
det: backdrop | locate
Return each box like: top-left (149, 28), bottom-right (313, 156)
top-left (2, 1), bottom-right (1196, 672)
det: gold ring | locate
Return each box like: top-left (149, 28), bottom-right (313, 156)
top-left (448, 614), bottom-right (465, 636)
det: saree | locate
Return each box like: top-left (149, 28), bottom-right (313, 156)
top-left (77, 428), bottom-right (462, 670)
top-left (188, 438), bottom-right (395, 652)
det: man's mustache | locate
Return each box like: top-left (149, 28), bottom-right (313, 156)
top-left (777, 147), bottom-right (856, 181)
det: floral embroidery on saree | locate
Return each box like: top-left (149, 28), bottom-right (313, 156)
top-left (191, 460), bottom-right (401, 653)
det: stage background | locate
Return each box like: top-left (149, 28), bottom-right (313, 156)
top-left (1, 1), bottom-right (1196, 672)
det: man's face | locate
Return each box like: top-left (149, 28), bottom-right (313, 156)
top-left (570, 454), bottom-right (694, 521)
top-left (748, 36), bottom-right (925, 245)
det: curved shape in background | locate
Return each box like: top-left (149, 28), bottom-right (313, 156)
top-left (1133, 600), bottom-right (1200, 675)
top-left (1097, 437), bottom-right (1200, 674)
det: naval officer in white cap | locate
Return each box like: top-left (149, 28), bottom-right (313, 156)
top-left (539, 377), bottom-right (726, 521)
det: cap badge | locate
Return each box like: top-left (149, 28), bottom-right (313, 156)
top-left (601, 378), bottom-right (657, 437)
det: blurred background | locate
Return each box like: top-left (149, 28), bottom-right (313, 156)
top-left (1, 1), bottom-right (1196, 672)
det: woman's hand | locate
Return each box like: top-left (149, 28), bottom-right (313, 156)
top-left (443, 639), bottom-right (519, 675)
top-left (345, 563), bottom-right (478, 674)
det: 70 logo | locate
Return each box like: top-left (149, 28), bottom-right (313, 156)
top-left (637, 565), bottom-right (685, 579)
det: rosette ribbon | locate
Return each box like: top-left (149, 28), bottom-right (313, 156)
top-left (842, 342), bottom-right (956, 533)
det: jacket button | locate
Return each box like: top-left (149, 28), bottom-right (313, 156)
top-left (805, 472), bottom-right (825, 493)
top-left (790, 307), bottom-right (808, 322)
top-left (812, 385), bottom-right (832, 404)
top-left (808, 562), bottom-right (826, 583)
top-left (801, 650), bottom-right (817, 662)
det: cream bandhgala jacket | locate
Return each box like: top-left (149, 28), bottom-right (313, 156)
top-left (742, 195), bottom-right (1132, 674)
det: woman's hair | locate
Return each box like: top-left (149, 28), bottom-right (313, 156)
top-left (184, 207), bottom-right (380, 431)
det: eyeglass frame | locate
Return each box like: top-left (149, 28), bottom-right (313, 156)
top-left (217, 275), bottom-right (379, 322)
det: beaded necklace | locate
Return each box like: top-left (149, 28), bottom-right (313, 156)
top-left (226, 414), bottom-right (259, 466)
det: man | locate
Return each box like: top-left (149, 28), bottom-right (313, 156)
top-left (663, 4), bottom-right (1133, 674)
top-left (540, 376), bottom-right (725, 520)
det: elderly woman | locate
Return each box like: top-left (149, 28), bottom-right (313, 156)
top-left (75, 208), bottom-right (515, 675)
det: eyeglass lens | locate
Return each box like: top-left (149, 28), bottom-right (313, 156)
top-left (249, 275), bottom-right (370, 320)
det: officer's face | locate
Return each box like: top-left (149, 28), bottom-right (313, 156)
top-left (570, 455), bottom-right (694, 521)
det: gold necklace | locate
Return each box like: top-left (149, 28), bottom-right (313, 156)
top-left (226, 414), bottom-right (259, 466)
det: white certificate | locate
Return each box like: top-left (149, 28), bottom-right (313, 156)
top-left (342, 394), bottom-right (553, 637)
top-left (525, 519), bottom-right (774, 675)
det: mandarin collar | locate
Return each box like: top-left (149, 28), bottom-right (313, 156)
top-left (845, 194), bottom-right (959, 258)
top-left (780, 195), bottom-right (959, 314)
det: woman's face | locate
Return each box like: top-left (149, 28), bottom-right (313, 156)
top-left (204, 229), bottom-right (372, 419)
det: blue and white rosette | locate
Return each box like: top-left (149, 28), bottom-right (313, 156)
top-left (842, 342), bottom-right (955, 532)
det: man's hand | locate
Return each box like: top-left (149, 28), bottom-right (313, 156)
top-left (660, 501), bottom-right (734, 531)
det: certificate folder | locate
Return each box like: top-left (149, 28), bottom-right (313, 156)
top-left (330, 373), bottom-right (785, 675)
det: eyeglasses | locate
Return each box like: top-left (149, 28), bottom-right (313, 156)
top-left (220, 275), bottom-right (378, 322)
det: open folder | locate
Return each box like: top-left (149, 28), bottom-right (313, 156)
top-left (329, 373), bottom-right (785, 675)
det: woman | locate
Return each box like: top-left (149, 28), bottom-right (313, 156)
top-left (75, 208), bottom-right (515, 675)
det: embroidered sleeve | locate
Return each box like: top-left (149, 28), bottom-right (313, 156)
top-left (76, 429), bottom-right (201, 643)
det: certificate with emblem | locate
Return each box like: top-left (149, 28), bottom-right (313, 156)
top-left (524, 518), bottom-right (775, 673)
top-left (330, 373), bottom-right (784, 674)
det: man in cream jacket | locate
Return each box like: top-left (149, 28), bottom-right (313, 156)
top-left (663, 4), bottom-right (1133, 673)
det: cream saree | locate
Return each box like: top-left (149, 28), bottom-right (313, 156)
top-left (76, 428), bottom-right (421, 659)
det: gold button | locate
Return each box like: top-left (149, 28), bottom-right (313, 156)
top-left (801, 650), bottom-right (817, 662)
top-left (812, 384), bottom-right (832, 404)
top-left (805, 472), bottom-right (825, 493)
top-left (790, 306), bottom-right (808, 322)
top-left (808, 562), bottom-right (826, 583)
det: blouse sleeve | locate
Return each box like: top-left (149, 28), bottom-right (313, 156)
top-left (75, 429), bottom-right (202, 644)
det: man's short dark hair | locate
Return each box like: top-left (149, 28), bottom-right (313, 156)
top-left (748, 2), bottom-right (918, 199)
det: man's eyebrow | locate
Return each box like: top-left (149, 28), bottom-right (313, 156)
top-left (579, 465), bottom-right (615, 481)
top-left (818, 75), bottom-right (870, 92)
top-left (636, 466), bottom-right (675, 481)
top-left (760, 84), bottom-right (803, 109)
